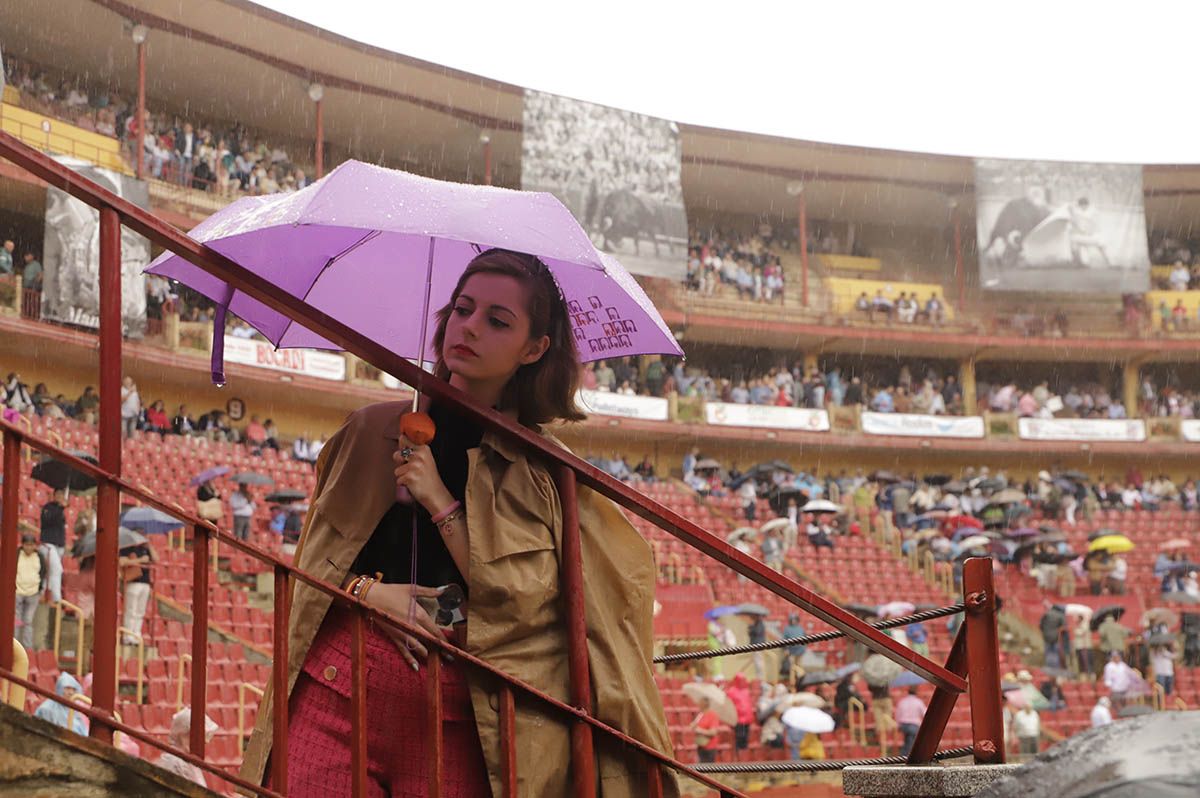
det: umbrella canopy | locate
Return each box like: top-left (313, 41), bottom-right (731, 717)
top-left (869, 470), bottom-right (900, 484)
top-left (947, 515), bottom-right (983, 530)
top-left (891, 671), bottom-right (926, 688)
top-left (781, 706), bottom-right (835, 734)
top-left (73, 527), bottom-right (147, 559)
top-left (727, 526), bottom-right (759, 543)
top-left (31, 452), bottom-right (98, 492)
top-left (1116, 704), bottom-right (1155, 718)
top-left (1060, 470), bottom-right (1090, 482)
top-left (231, 472), bottom-right (275, 486)
top-left (789, 692), bottom-right (828, 709)
top-left (703, 606), bottom-right (740, 621)
top-left (862, 654), bottom-right (904, 687)
top-left (1090, 605), bottom-right (1126, 631)
top-left (989, 488), bottom-right (1027, 504)
top-left (1005, 527), bottom-right (1040, 538)
top-left (1142, 608), bottom-right (1179, 629)
top-left (942, 479), bottom-right (968, 494)
top-left (1161, 538), bottom-right (1192, 551)
top-left (923, 474), bottom-right (952, 486)
top-left (694, 458), bottom-right (721, 472)
top-left (1147, 633), bottom-right (1178, 647)
top-left (1088, 527), bottom-right (1121, 542)
top-left (798, 670), bottom-right (838, 687)
top-left (147, 161), bottom-right (682, 385)
top-left (119, 506), bottom-right (185, 535)
top-left (974, 477), bottom-right (1006, 493)
top-left (758, 518), bottom-right (793, 535)
top-left (957, 534), bottom-right (992, 550)
top-left (265, 489), bottom-right (308, 504)
top-left (801, 499), bottom-right (841, 514)
top-left (751, 460), bottom-right (794, 475)
top-left (1004, 689), bottom-right (1029, 709)
top-left (189, 466), bottom-right (230, 487)
top-left (1089, 534), bottom-right (1135, 554)
top-left (878, 601), bottom-right (917, 619)
top-left (682, 682), bottom-right (737, 725)
top-left (842, 603), bottom-right (880, 619)
top-left (736, 603), bottom-right (770, 617)
top-left (1063, 603), bottom-right (1094, 621)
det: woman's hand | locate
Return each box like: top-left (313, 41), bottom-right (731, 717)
top-left (393, 434), bottom-right (454, 513)
top-left (363, 583), bottom-right (446, 670)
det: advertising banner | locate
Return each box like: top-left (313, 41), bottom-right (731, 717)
top-left (1181, 420), bottom-right (1200, 442)
top-left (861, 412), bottom-right (985, 439)
top-left (222, 336), bottom-right (346, 381)
top-left (1017, 417), bottom-right (1145, 442)
top-left (704, 402), bottom-right (830, 432)
top-left (577, 389), bottom-right (669, 421)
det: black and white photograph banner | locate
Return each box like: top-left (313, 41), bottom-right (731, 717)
top-left (42, 156), bottom-right (150, 335)
top-left (975, 159), bottom-right (1149, 293)
top-left (522, 89), bottom-right (688, 279)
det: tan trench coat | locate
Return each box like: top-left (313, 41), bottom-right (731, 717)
top-left (240, 400), bottom-right (679, 797)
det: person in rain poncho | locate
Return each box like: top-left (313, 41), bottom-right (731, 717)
top-left (34, 672), bottom-right (88, 735)
top-left (157, 707), bottom-right (218, 787)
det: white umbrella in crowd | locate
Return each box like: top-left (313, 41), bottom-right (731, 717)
top-left (781, 706), bottom-right (835, 734)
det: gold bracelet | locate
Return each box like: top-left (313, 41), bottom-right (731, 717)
top-left (359, 576), bottom-right (380, 603)
top-left (438, 508), bottom-right (464, 535)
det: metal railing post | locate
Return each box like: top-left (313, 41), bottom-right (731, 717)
top-left (553, 465), bottom-right (596, 798)
top-left (189, 523), bottom-right (210, 757)
top-left (91, 206), bottom-right (123, 745)
top-left (0, 429), bottom-right (20, 668)
top-left (270, 565), bottom-right (290, 791)
top-left (962, 558), bottom-right (1005, 764)
top-left (907, 624), bottom-right (967, 764)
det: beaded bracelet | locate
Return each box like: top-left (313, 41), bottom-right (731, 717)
top-left (431, 500), bottom-right (462, 524)
top-left (359, 572), bottom-right (383, 603)
top-left (437, 508), bottom-right (464, 535)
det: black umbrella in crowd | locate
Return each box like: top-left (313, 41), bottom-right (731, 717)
top-left (31, 451), bottom-right (99, 493)
top-left (974, 477), bottom-right (1006, 493)
top-left (231, 471), bottom-right (275, 486)
top-left (1060, 470), bottom-right (1090, 482)
top-left (923, 474), bottom-right (952, 486)
top-left (72, 526), bottom-right (147, 559)
top-left (1090, 605), bottom-right (1127, 631)
top-left (265, 489), bottom-right (308, 504)
top-left (751, 460), bottom-right (794, 475)
top-left (869, 470), bottom-right (900, 484)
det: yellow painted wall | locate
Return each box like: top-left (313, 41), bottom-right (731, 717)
top-left (0, 103), bottom-right (128, 173)
top-left (819, 254), bottom-right (882, 273)
top-left (826, 277), bottom-right (955, 320)
top-left (1146, 290), bottom-right (1200, 320)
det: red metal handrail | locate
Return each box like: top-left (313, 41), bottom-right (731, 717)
top-left (0, 128), bottom-right (1003, 794)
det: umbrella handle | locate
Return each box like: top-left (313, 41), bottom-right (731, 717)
top-left (395, 412), bottom-right (436, 504)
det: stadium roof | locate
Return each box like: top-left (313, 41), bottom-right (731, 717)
top-left (4, 0), bottom-right (1200, 228)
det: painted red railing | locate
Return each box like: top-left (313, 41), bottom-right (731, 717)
top-left (0, 129), bottom-right (1004, 795)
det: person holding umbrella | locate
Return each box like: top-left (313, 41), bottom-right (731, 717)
top-left (118, 534), bottom-right (155, 644)
top-left (241, 249), bottom-right (678, 796)
top-left (689, 695), bottom-right (726, 763)
top-left (228, 482), bottom-right (256, 541)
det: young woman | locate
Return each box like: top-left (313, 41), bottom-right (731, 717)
top-left (241, 249), bottom-right (677, 797)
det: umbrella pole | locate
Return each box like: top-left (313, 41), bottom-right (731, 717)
top-left (411, 237), bottom-right (437, 415)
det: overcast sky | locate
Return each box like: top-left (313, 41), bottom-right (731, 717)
top-left (251, 0), bottom-right (1196, 164)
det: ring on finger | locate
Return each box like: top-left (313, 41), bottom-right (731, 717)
top-left (400, 445), bottom-right (413, 463)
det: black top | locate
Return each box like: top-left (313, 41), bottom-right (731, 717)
top-left (40, 501), bottom-right (66, 547)
top-left (126, 544), bottom-right (152, 584)
top-left (352, 401), bottom-right (482, 593)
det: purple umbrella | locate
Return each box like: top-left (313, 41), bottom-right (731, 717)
top-left (189, 465), bottom-right (230, 486)
top-left (146, 160), bottom-right (683, 385)
top-left (1006, 527), bottom-right (1040, 538)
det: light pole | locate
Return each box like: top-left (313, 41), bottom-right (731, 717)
top-left (480, 131), bottom-right (492, 186)
top-left (308, 83), bottom-right (324, 179)
top-left (949, 197), bottom-right (964, 310)
top-left (130, 23), bottom-right (148, 180)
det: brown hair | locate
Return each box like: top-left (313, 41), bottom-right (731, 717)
top-left (431, 249), bottom-right (584, 427)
